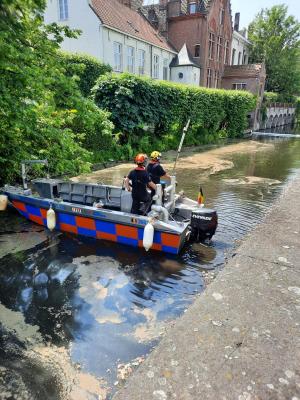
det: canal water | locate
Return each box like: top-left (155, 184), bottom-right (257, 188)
top-left (1, 130), bottom-right (300, 399)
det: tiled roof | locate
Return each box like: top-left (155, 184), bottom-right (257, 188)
top-left (90, 0), bottom-right (175, 52)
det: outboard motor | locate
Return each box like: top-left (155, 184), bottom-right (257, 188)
top-left (190, 208), bottom-right (218, 242)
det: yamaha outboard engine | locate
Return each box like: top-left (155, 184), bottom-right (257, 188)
top-left (190, 208), bottom-right (218, 242)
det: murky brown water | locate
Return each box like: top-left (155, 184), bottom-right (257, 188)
top-left (1, 130), bottom-right (300, 399)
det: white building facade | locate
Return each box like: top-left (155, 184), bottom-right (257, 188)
top-left (44, 0), bottom-right (176, 81)
top-left (231, 30), bottom-right (251, 66)
top-left (170, 44), bottom-right (200, 86)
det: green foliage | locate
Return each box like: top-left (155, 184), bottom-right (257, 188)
top-left (249, 5), bottom-right (300, 99)
top-left (59, 52), bottom-right (112, 97)
top-left (263, 92), bottom-right (279, 105)
top-left (0, 0), bottom-right (115, 184)
top-left (93, 73), bottom-right (256, 147)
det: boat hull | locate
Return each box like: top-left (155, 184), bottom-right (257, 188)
top-left (8, 193), bottom-right (184, 254)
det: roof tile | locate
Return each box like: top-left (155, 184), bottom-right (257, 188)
top-left (90, 0), bottom-right (175, 52)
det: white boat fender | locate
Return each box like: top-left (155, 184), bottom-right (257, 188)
top-left (47, 205), bottom-right (56, 231)
top-left (143, 219), bottom-right (155, 251)
top-left (0, 195), bottom-right (8, 211)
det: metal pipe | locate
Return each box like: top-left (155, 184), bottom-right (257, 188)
top-left (21, 163), bottom-right (27, 190)
top-left (163, 201), bottom-right (173, 211)
top-left (170, 176), bottom-right (176, 212)
top-left (21, 160), bottom-right (48, 190)
top-left (155, 184), bottom-right (162, 206)
top-left (151, 205), bottom-right (168, 222)
top-left (164, 185), bottom-right (174, 194)
top-left (172, 119), bottom-right (190, 174)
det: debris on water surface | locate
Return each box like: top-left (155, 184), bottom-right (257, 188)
top-left (223, 176), bottom-right (281, 186)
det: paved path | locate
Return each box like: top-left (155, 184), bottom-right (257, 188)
top-left (113, 174), bottom-right (300, 400)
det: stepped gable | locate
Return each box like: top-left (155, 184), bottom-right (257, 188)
top-left (90, 0), bottom-right (175, 52)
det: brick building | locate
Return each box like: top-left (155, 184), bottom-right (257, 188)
top-left (222, 63), bottom-right (266, 129)
top-left (141, 0), bottom-right (233, 88)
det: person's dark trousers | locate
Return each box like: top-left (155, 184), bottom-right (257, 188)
top-left (131, 195), bottom-right (152, 215)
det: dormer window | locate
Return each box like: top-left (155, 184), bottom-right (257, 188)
top-left (58, 0), bottom-right (68, 21)
top-left (189, 2), bottom-right (197, 14)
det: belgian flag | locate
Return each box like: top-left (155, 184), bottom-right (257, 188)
top-left (197, 186), bottom-right (205, 205)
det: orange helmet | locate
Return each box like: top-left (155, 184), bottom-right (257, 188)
top-left (135, 154), bottom-right (147, 165)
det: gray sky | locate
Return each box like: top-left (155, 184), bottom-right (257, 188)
top-left (143, 1), bottom-right (300, 29)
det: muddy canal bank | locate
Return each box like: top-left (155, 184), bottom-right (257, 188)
top-left (1, 136), bottom-right (300, 399)
top-left (112, 173), bottom-right (300, 400)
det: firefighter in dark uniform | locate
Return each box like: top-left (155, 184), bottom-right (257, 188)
top-left (147, 151), bottom-right (171, 199)
top-left (125, 154), bottom-right (156, 215)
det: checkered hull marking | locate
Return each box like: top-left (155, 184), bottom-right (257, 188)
top-left (12, 201), bottom-right (181, 254)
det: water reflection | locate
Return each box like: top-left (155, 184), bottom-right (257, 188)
top-left (1, 135), bottom-right (300, 398)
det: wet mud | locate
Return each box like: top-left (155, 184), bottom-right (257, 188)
top-left (72, 140), bottom-right (274, 185)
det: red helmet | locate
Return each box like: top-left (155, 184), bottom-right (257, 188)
top-left (135, 154), bottom-right (147, 165)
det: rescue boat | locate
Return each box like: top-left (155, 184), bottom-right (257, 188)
top-left (1, 161), bottom-right (218, 255)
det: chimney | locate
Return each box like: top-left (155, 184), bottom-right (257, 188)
top-left (234, 12), bottom-right (240, 31)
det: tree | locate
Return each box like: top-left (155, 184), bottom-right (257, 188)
top-left (248, 5), bottom-right (300, 100)
top-left (0, 0), bottom-right (114, 184)
top-left (59, 52), bottom-right (112, 97)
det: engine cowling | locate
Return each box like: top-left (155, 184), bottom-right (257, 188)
top-left (190, 208), bottom-right (218, 242)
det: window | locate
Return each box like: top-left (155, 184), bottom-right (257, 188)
top-left (216, 36), bottom-right (223, 62)
top-left (163, 58), bottom-right (169, 80)
top-left (194, 44), bottom-right (200, 58)
top-left (224, 40), bottom-right (229, 65)
top-left (189, 2), bottom-right (197, 14)
top-left (232, 83), bottom-right (247, 90)
top-left (113, 42), bottom-right (122, 72)
top-left (58, 0), bottom-right (68, 20)
top-left (214, 71), bottom-right (219, 88)
top-left (153, 55), bottom-right (159, 79)
top-left (178, 72), bottom-right (184, 79)
top-left (138, 49), bottom-right (145, 75)
top-left (231, 48), bottom-right (236, 65)
top-left (238, 51), bottom-right (242, 65)
top-left (208, 33), bottom-right (215, 60)
top-left (219, 8), bottom-right (225, 25)
top-left (206, 68), bottom-right (212, 88)
top-left (127, 46), bottom-right (135, 73)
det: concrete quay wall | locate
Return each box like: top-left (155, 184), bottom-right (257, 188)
top-left (113, 173), bottom-right (300, 400)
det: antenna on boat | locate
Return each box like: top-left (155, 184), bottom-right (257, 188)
top-left (21, 160), bottom-right (49, 189)
top-left (172, 119), bottom-right (190, 175)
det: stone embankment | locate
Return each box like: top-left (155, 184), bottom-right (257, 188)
top-left (113, 174), bottom-right (300, 400)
